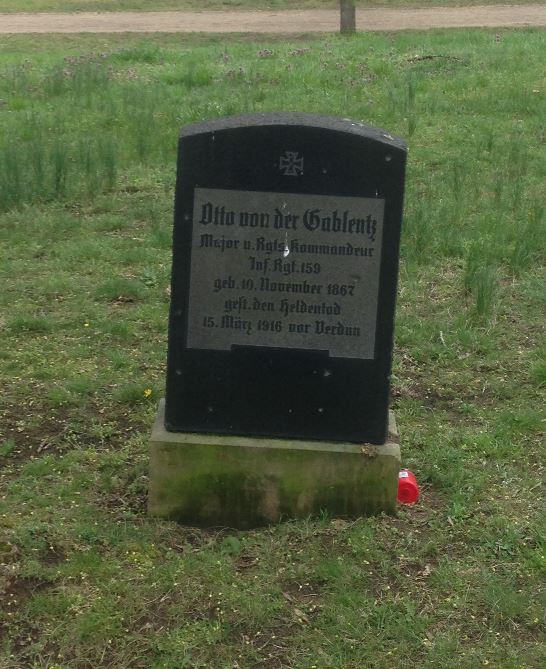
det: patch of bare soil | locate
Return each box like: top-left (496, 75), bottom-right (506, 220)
top-left (0, 394), bottom-right (141, 468)
top-left (0, 575), bottom-right (54, 641)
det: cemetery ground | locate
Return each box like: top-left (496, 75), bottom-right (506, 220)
top-left (0, 27), bottom-right (545, 669)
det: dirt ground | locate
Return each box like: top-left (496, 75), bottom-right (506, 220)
top-left (1, 5), bottom-right (545, 33)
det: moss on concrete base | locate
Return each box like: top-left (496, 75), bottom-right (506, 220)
top-left (148, 399), bottom-right (400, 528)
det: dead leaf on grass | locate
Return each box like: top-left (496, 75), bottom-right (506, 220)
top-left (294, 607), bottom-right (309, 624)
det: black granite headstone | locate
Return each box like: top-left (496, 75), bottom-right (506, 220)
top-left (165, 113), bottom-right (406, 444)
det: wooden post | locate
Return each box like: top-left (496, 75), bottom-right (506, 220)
top-left (340, 0), bottom-right (356, 34)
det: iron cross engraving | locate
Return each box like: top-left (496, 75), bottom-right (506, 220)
top-left (279, 151), bottom-right (304, 176)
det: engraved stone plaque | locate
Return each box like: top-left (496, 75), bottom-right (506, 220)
top-left (187, 188), bottom-right (384, 359)
top-left (165, 114), bottom-right (407, 444)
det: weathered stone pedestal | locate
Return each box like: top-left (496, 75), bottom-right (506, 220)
top-left (148, 399), bottom-right (401, 528)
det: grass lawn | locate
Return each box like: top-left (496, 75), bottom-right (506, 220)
top-left (1, 27), bottom-right (545, 668)
top-left (1, 0), bottom-right (546, 13)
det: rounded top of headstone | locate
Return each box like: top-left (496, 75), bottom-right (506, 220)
top-left (179, 113), bottom-right (407, 153)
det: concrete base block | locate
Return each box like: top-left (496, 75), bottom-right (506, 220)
top-left (148, 399), bottom-right (400, 528)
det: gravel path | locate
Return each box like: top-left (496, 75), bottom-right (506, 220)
top-left (1, 5), bottom-right (545, 33)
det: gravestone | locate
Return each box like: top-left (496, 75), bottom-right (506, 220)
top-left (149, 113), bottom-right (407, 527)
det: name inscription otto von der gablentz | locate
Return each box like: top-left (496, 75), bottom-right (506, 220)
top-left (187, 188), bottom-right (384, 359)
